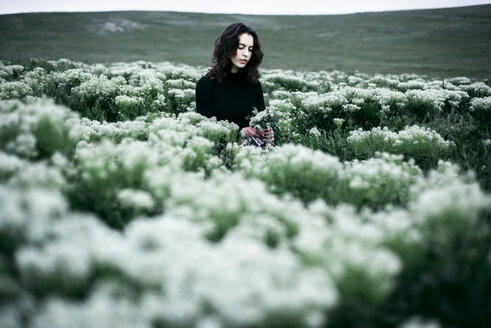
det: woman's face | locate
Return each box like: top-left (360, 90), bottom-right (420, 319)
top-left (230, 33), bottom-right (254, 73)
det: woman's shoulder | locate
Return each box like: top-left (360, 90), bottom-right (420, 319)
top-left (196, 74), bottom-right (218, 91)
top-left (197, 74), bottom-right (215, 84)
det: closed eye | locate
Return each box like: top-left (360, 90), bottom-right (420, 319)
top-left (238, 44), bottom-right (254, 51)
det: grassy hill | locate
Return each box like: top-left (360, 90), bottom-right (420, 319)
top-left (1, 5), bottom-right (490, 79)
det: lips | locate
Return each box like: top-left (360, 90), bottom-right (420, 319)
top-left (240, 59), bottom-right (248, 64)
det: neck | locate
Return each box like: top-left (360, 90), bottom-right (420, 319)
top-left (231, 66), bottom-right (239, 73)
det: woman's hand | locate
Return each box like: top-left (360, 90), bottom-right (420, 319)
top-left (241, 126), bottom-right (262, 138)
top-left (263, 127), bottom-right (275, 143)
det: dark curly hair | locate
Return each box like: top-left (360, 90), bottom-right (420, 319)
top-left (206, 23), bottom-right (263, 84)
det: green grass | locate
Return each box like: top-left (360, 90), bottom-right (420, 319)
top-left (1, 5), bottom-right (490, 79)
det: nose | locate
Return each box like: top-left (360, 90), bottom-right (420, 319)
top-left (242, 48), bottom-right (251, 57)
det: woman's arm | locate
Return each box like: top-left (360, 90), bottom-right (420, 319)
top-left (195, 77), bottom-right (215, 118)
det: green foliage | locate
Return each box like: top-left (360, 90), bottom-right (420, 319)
top-left (379, 210), bottom-right (491, 328)
top-left (257, 144), bottom-right (341, 203)
top-left (330, 154), bottom-right (422, 209)
top-left (0, 98), bottom-right (80, 159)
top-left (0, 59), bottom-right (490, 328)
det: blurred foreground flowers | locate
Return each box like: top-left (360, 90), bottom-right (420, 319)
top-left (0, 59), bottom-right (490, 328)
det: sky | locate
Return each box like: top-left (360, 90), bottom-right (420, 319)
top-left (0, 0), bottom-right (490, 15)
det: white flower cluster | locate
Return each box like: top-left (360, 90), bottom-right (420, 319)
top-left (0, 63), bottom-right (24, 78)
top-left (343, 153), bottom-right (420, 188)
top-left (347, 125), bottom-right (453, 158)
top-left (398, 317), bottom-right (441, 328)
top-left (233, 144), bottom-right (425, 209)
top-left (469, 96), bottom-right (491, 112)
top-left (459, 82), bottom-right (491, 97)
top-left (300, 92), bottom-right (347, 112)
top-left (0, 98), bottom-right (80, 158)
top-left (0, 81), bottom-right (33, 99)
top-left (0, 59), bottom-right (205, 121)
top-left (71, 75), bottom-right (127, 101)
top-left (335, 153), bottom-right (421, 208)
top-left (263, 71), bottom-right (320, 92)
top-left (4, 186), bottom-right (342, 327)
top-left (115, 94), bottom-right (142, 108)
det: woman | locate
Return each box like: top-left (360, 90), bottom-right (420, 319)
top-left (195, 22), bottom-right (274, 143)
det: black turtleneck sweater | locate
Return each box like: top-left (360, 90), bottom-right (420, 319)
top-left (195, 71), bottom-right (266, 129)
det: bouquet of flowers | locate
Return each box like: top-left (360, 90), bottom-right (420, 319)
top-left (242, 107), bottom-right (279, 149)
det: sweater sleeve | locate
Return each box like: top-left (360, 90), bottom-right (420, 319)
top-left (195, 76), bottom-right (215, 118)
top-left (256, 81), bottom-right (266, 111)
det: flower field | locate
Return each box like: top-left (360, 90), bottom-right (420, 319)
top-left (0, 58), bottom-right (490, 328)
